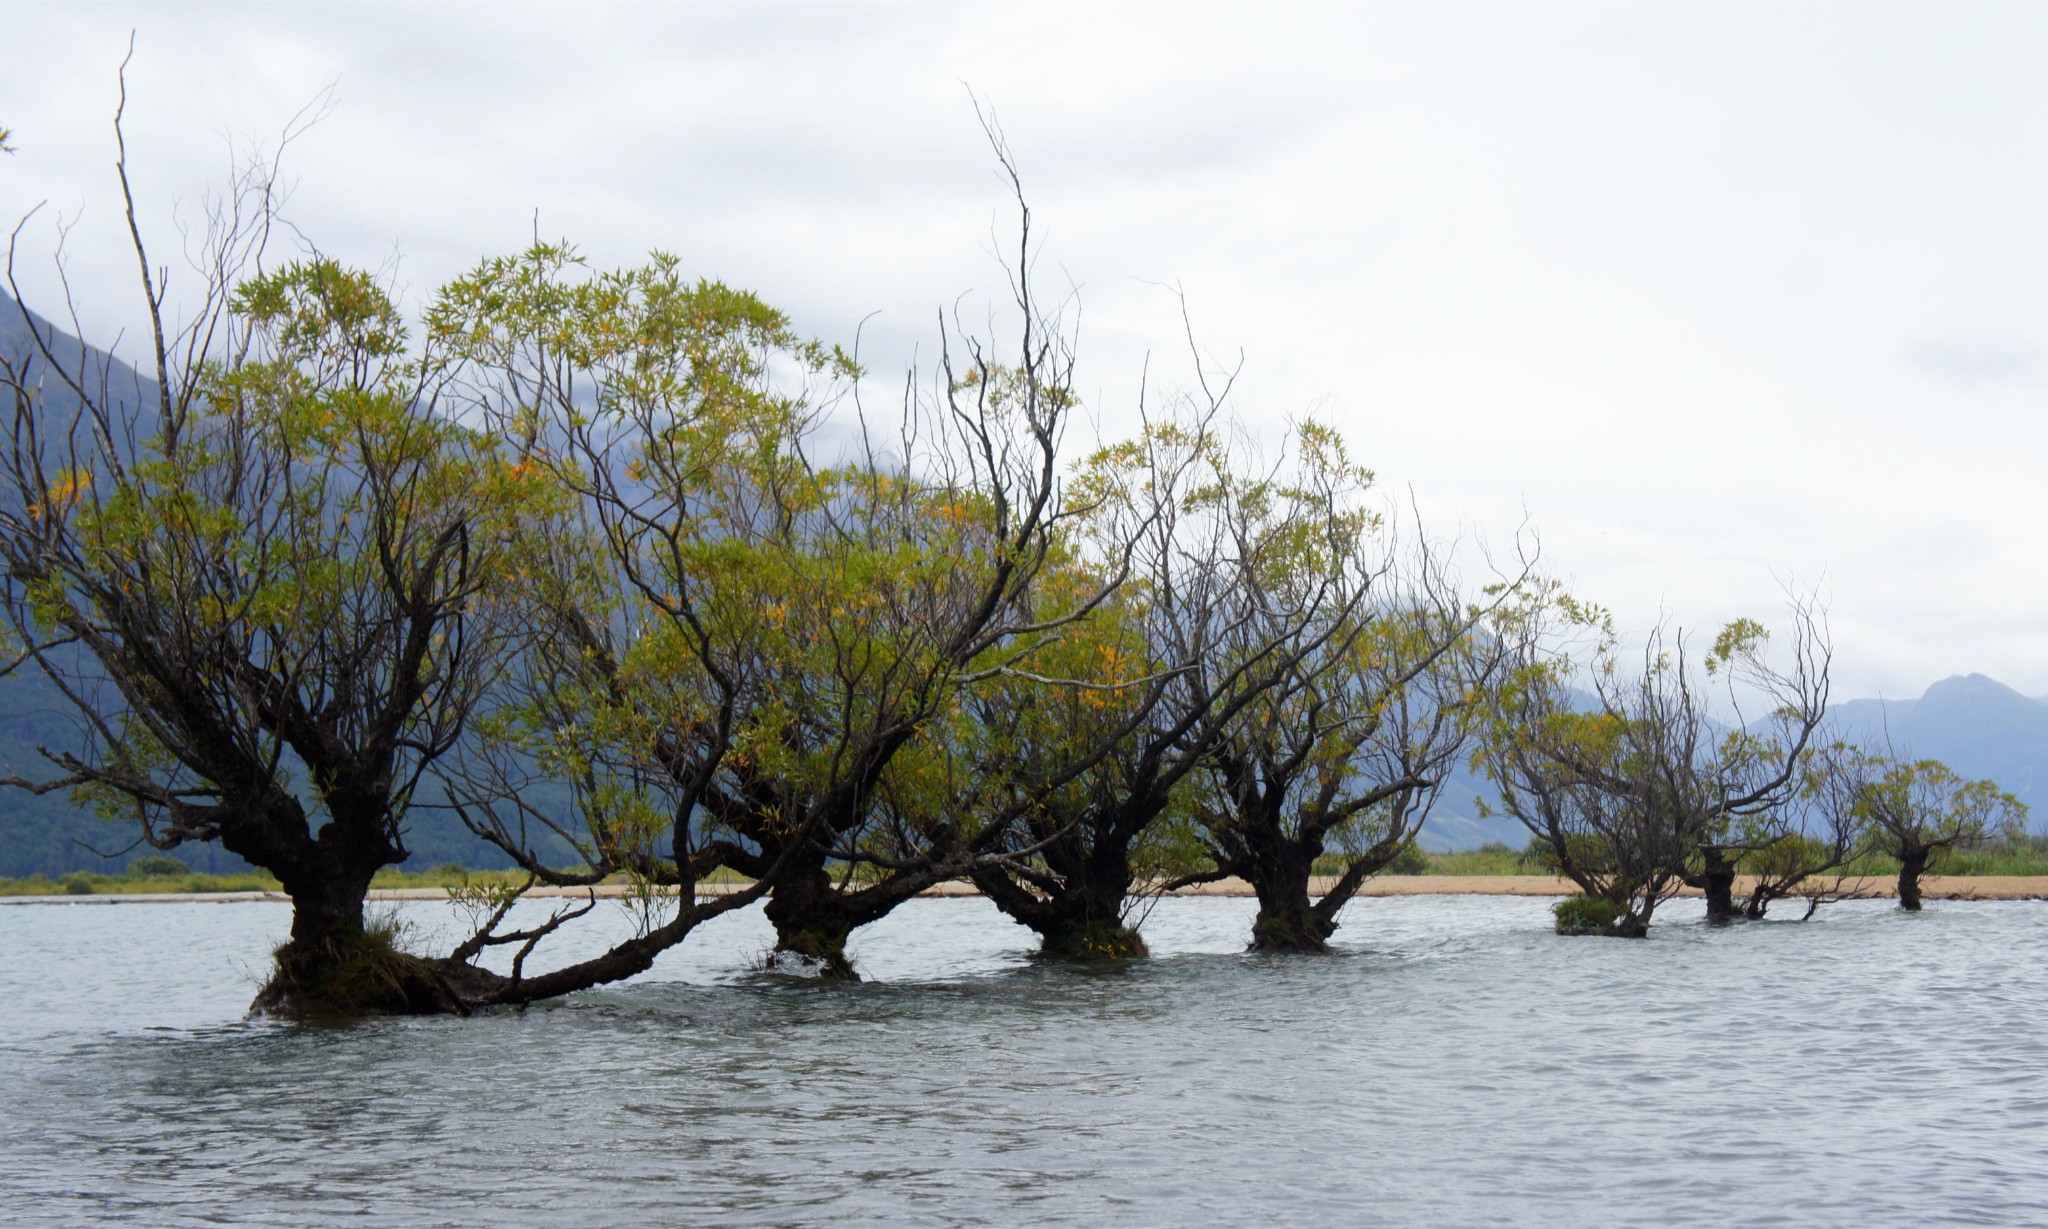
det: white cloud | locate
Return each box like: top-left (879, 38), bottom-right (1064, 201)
top-left (1905, 337), bottom-right (2042, 390)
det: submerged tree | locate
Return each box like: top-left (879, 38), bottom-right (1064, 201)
top-left (0, 149), bottom-right (530, 1012)
top-left (1695, 741), bottom-right (1870, 921)
top-left (955, 418), bottom-right (1216, 960)
top-left (1483, 604), bottom-right (1831, 936)
top-left (961, 410), bottom-right (1382, 959)
top-left (1186, 596), bottom-right (1515, 953)
top-left (434, 140), bottom-right (1118, 978)
top-left (1840, 753), bottom-right (2025, 911)
top-left (1157, 429), bottom-right (1528, 953)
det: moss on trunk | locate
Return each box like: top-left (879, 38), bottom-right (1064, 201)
top-left (251, 913), bottom-right (497, 1017)
top-left (1248, 906), bottom-right (1337, 954)
top-left (1037, 917), bottom-right (1148, 960)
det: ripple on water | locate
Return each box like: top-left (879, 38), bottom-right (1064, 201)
top-left (2, 894), bottom-right (2044, 1226)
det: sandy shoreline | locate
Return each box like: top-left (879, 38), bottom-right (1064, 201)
top-left (7, 873), bottom-right (2048, 905)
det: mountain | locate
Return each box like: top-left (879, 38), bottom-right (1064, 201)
top-left (1826, 673), bottom-right (2048, 813)
top-left (1412, 762), bottom-right (1526, 852)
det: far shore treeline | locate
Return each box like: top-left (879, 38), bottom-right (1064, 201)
top-left (0, 114), bottom-right (2030, 1017)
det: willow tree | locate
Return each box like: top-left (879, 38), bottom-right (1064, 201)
top-left (1483, 605), bottom-right (1831, 936)
top-left (964, 416), bottom-right (1381, 958)
top-left (1839, 753), bottom-right (2025, 910)
top-left (434, 159), bottom-right (1114, 977)
top-left (958, 573), bottom-right (1198, 960)
top-left (1179, 524), bottom-right (1523, 952)
top-left (1681, 740), bottom-right (1869, 921)
top-left (0, 205), bottom-right (549, 1012)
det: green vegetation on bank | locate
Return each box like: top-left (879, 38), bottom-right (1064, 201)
top-left (1313, 841), bottom-right (1550, 877)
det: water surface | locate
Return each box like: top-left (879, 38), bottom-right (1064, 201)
top-left (2, 893), bottom-right (2042, 1226)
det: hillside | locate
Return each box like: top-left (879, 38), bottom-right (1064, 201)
top-left (1827, 673), bottom-right (2048, 813)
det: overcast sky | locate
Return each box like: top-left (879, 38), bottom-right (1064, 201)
top-left (4, 3), bottom-right (2046, 701)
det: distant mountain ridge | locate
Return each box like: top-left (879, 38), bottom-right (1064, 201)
top-left (1827, 673), bottom-right (2048, 812)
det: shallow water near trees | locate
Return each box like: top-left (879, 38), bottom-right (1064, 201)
top-left (2, 894), bottom-right (2043, 1226)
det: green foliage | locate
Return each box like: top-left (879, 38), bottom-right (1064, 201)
top-left (1552, 894), bottom-right (1621, 933)
top-left (59, 871), bottom-right (93, 895)
top-left (1385, 842), bottom-right (1431, 875)
top-left (126, 855), bottom-right (188, 878)
top-left (1926, 837), bottom-right (2048, 876)
top-left (1517, 837), bottom-right (1561, 873)
top-left (1704, 617), bottom-right (1769, 678)
top-left (1856, 756), bottom-right (2028, 855)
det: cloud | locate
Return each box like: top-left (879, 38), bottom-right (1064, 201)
top-left (1904, 336), bottom-right (2042, 390)
top-left (11, 3), bottom-right (2048, 698)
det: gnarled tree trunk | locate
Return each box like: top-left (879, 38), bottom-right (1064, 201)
top-left (762, 857), bottom-right (862, 979)
top-left (1897, 847), bottom-right (1930, 911)
top-left (1245, 847), bottom-right (1336, 954)
top-left (236, 800), bottom-right (481, 1017)
top-left (971, 841), bottom-right (1147, 960)
top-left (1693, 846), bottom-right (1739, 925)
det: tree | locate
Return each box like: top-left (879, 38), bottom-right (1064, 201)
top-left (0, 198), bottom-right (524, 1012)
top-left (1144, 421), bottom-right (1527, 952)
top-left (1185, 568), bottom-right (1520, 953)
top-left (433, 137), bottom-right (1113, 978)
top-left (0, 89), bottom-right (802, 1015)
top-left (1843, 753), bottom-right (2025, 910)
top-left (1483, 602), bottom-right (1831, 936)
top-left (966, 415), bottom-right (1380, 957)
top-left (1694, 740), bottom-right (1869, 921)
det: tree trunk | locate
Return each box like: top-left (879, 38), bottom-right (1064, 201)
top-left (251, 868), bottom-right (470, 1016)
top-left (231, 796), bottom-right (478, 1017)
top-left (763, 858), bottom-right (861, 979)
top-left (1696, 847), bottom-right (1738, 925)
top-left (1035, 906), bottom-right (1149, 959)
top-left (1898, 847), bottom-right (1929, 912)
top-left (1246, 849), bottom-right (1336, 954)
top-left (1609, 909), bottom-right (1651, 938)
top-left (971, 853), bottom-right (1147, 959)
top-left (1250, 903), bottom-right (1337, 953)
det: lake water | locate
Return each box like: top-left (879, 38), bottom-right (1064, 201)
top-left (1, 892), bottom-right (2043, 1226)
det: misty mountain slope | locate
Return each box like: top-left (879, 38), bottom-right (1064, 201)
top-left (1828, 673), bottom-right (2048, 813)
